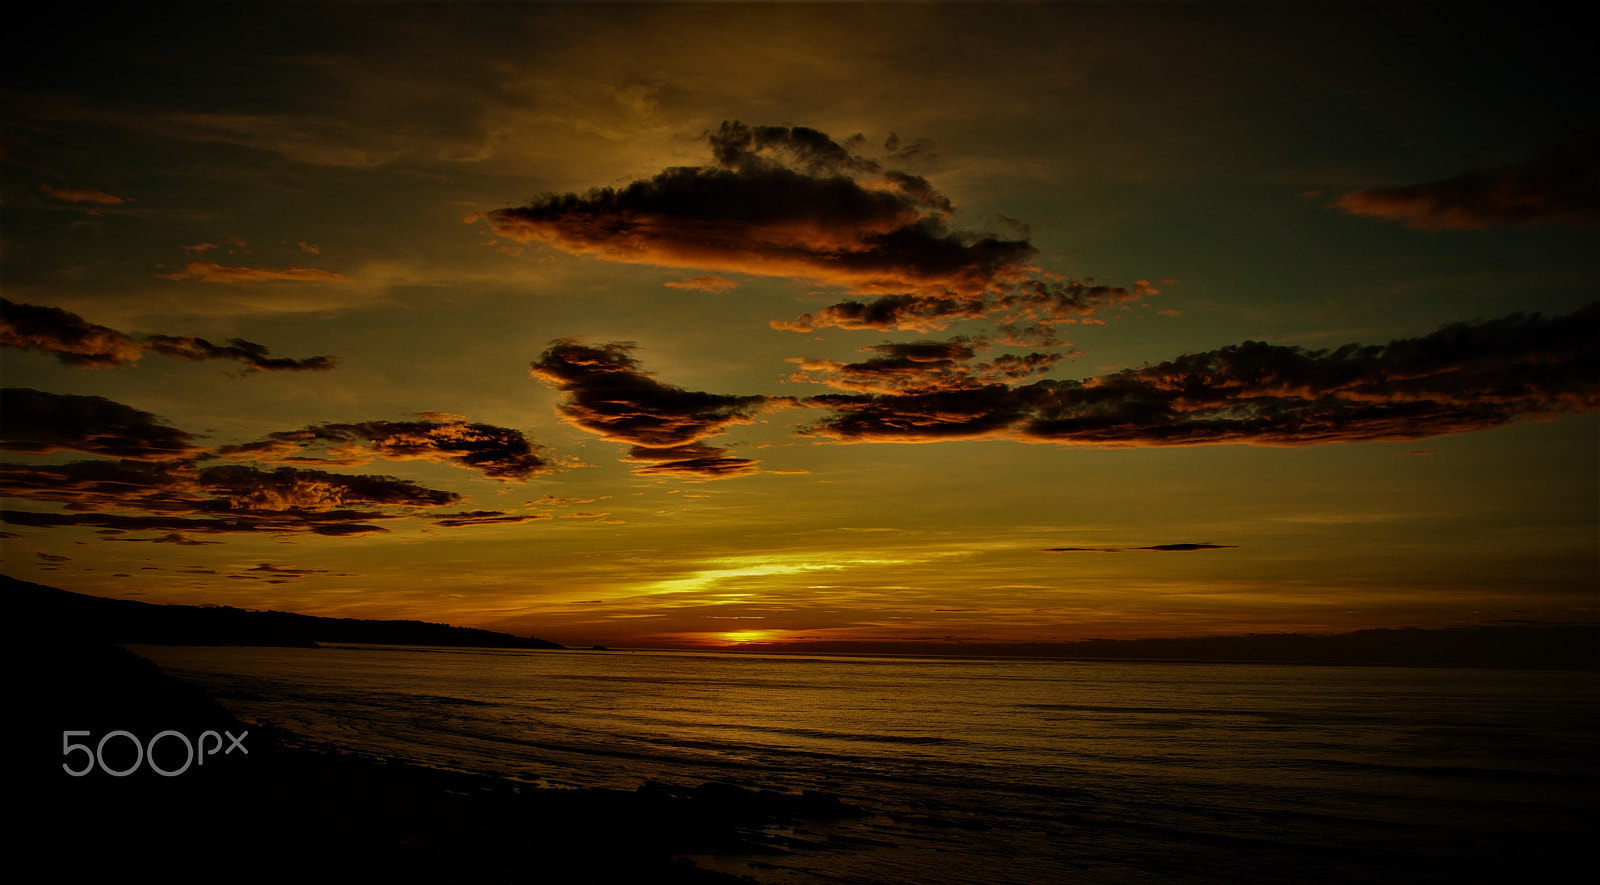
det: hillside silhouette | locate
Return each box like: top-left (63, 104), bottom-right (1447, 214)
top-left (2, 574), bottom-right (563, 649)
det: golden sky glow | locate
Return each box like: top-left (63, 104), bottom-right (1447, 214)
top-left (2, 3), bottom-right (1595, 648)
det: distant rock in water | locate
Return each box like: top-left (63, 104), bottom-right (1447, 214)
top-left (1, 574), bottom-right (564, 649)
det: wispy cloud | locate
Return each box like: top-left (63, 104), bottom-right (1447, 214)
top-left (1, 299), bottom-right (337, 372)
top-left (38, 183), bottom-right (127, 206)
top-left (664, 275), bottom-right (738, 293)
top-left (431, 510), bottom-right (552, 528)
top-left (160, 261), bottom-right (350, 284)
top-left (1334, 138), bottom-right (1600, 231)
top-left (1038, 544), bottom-right (1238, 553)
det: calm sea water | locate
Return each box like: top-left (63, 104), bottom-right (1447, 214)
top-left (131, 645), bottom-right (1599, 884)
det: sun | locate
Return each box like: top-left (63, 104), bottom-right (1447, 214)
top-left (716, 629), bottom-right (780, 646)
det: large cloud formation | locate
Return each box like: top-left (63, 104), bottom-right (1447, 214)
top-left (1, 298), bottom-right (337, 372)
top-left (803, 304), bottom-right (1600, 445)
top-left (484, 123), bottom-right (1150, 338)
top-left (530, 339), bottom-right (788, 478)
top-left (1334, 139), bottom-right (1600, 231)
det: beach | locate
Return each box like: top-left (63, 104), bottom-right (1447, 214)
top-left (20, 639), bottom-right (1593, 884)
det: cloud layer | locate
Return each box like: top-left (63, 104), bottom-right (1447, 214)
top-left (1, 299), bottom-right (337, 372)
top-left (804, 304), bottom-right (1600, 446)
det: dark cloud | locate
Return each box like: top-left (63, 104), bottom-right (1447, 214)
top-left (0, 507), bottom-right (389, 538)
top-left (483, 123), bottom-right (1151, 336)
top-left (195, 464), bottom-right (459, 511)
top-left (994, 279), bottom-right (1158, 346)
top-left (0, 458), bottom-right (455, 539)
top-left (789, 337), bottom-right (1067, 395)
top-left (0, 459), bottom-right (201, 513)
top-left (431, 510), bottom-right (552, 528)
top-left (141, 335), bottom-right (338, 372)
top-left (771, 293), bottom-right (990, 334)
top-left (486, 122), bottom-right (1033, 300)
top-left (0, 388), bottom-right (198, 460)
top-left (803, 303), bottom-right (1600, 446)
top-left (217, 418), bottom-right (547, 480)
top-left (1039, 544), bottom-right (1239, 553)
top-left (0, 299), bottom-right (143, 368)
top-left (806, 385), bottom-right (1029, 441)
top-left (0, 389), bottom-right (555, 543)
top-left (1, 298), bottom-right (337, 372)
top-left (531, 339), bottom-right (787, 478)
top-left (1334, 138), bottom-right (1600, 230)
top-left (239, 563), bottom-right (329, 582)
top-left (775, 279), bottom-right (1155, 341)
top-left (112, 532), bottom-right (214, 546)
top-left (623, 444), bottom-right (762, 479)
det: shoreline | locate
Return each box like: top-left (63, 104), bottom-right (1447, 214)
top-left (13, 634), bottom-right (865, 883)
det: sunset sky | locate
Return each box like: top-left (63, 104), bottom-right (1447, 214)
top-left (2, 2), bottom-right (1595, 648)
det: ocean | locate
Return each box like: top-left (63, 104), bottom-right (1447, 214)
top-left (131, 644), bottom-right (1599, 884)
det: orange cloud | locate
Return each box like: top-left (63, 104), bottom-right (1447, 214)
top-left (161, 261), bottom-right (349, 283)
top-left (664, 275), bottom-right (739, 293)
top-left (1333, 139), bottom-right (1600, 231)
top-left (39, 184), bottom-right (127, 205)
